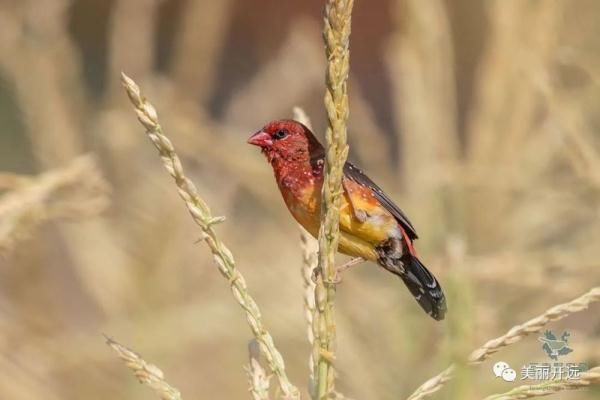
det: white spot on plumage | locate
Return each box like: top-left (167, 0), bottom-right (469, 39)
top-left (388, 225), bottom-right (402, 238)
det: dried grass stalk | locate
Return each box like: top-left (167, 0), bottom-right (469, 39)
top-left (468, 286), bottom-right (600, 363)
top-left (120, 73), bottom-right (299, 399)
top-left (246, 340), bottom-right (272, 400)
top-left (0, 1), bottom-right (86, 168)
top-left (407, 286), bottom-right (600, 400)
top-left (0, 173), bottom-right (32, 191)
top-left (294, 106), bottom-right (319, 397)
top-left (300, 227), bottom-right (318, 393)
top-left (0, 155), bottom-right (109, 255)
top-left (315, 1), bottom-right (354, 398)
top-left (293, 107), bottom-right (319, 398)
top-left (246, 358), bottom-right (271, 400)
top-left (170, 0), bottom-right (233, 102)
top-left (225, 21), bottom-right (323, 126)
top-left (386, 0), bottom-right (459, 248)
top-left (483, 366), bottom-right (600, 400)
top-left (293, 107), bottom-right (313, 131)
top-left (463, 2), bottom-right (566, 247)
top-left (346, 81), bottom-right (392, 179)
top-left (0, 2), bottom-right (133, 314)
top-left (107, 0), bottom-right (158, 97)
top-left (105, 336), bottom-right (182, 400)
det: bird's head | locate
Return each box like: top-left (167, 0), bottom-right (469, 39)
top-left (248, 120), bottom-right (322, 164)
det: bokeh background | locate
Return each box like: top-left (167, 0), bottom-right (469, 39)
top-left (1, 0), bottom-right (600, 399)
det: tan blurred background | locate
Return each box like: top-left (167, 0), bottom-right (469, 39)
top-left (1, 0), bottom-right (600, 399)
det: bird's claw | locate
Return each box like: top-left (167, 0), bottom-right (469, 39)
top-left (310, 257), bottom-right (365, 285)
top-left (336, 257), bottom-right (365, 274)
top-left (324, 273), bottom-right (343, 286)
top-left (311, 267), bottom-right (320, 284)
top-left (311, 266), bottom-right (342, 285)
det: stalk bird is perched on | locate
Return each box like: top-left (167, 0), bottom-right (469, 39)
top-left (248, 120), bottom-right (447, 320)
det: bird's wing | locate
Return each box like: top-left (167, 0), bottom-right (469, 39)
top-left (343, 162), bottom-right (418, 240)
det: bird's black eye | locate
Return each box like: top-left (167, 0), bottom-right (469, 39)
top-left (273, 129), bottom-right (287, 140)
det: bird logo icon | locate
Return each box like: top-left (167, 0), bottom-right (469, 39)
top-left (538, 330), bottom-right (573, 360)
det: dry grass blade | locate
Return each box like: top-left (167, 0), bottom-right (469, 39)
top-left (482, 366), bottom-right (600, 400)
top-left (407, 287), bottom-right (600, 400)
top-left (120, 73), bottom-right (300, 399)
top-left (105, 336), bottom-right (182, 400)
top-left (314, 0), bottom-right (354, 398)
top-left (0, 155), bottom-right (109, 255)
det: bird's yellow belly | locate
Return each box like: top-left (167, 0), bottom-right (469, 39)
top-left (284, 186), bottom-right (390, 262)
top-left (338, 232), bottom-right (379, 261)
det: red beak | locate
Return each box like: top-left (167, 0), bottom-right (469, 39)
top-left (247, 131), bottom-right (273, 147)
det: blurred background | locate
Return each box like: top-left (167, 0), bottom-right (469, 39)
top-left (1, 0), bottom-right (600, 399)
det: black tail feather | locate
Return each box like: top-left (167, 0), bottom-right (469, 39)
top-left (398, 255), bottom-right (447, 321)
top-left (376, 239), bottom-right (447, 320)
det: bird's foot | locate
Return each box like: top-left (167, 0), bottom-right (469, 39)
top-left (311, 257), bottom-right (365, 284)
top-left (336, 257), bottom-right (365, 274)
top-left (311, 267), bottom-right (320, 283)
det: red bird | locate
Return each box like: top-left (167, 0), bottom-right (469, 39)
top-left (248, 120), bottom-right (447, 320)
